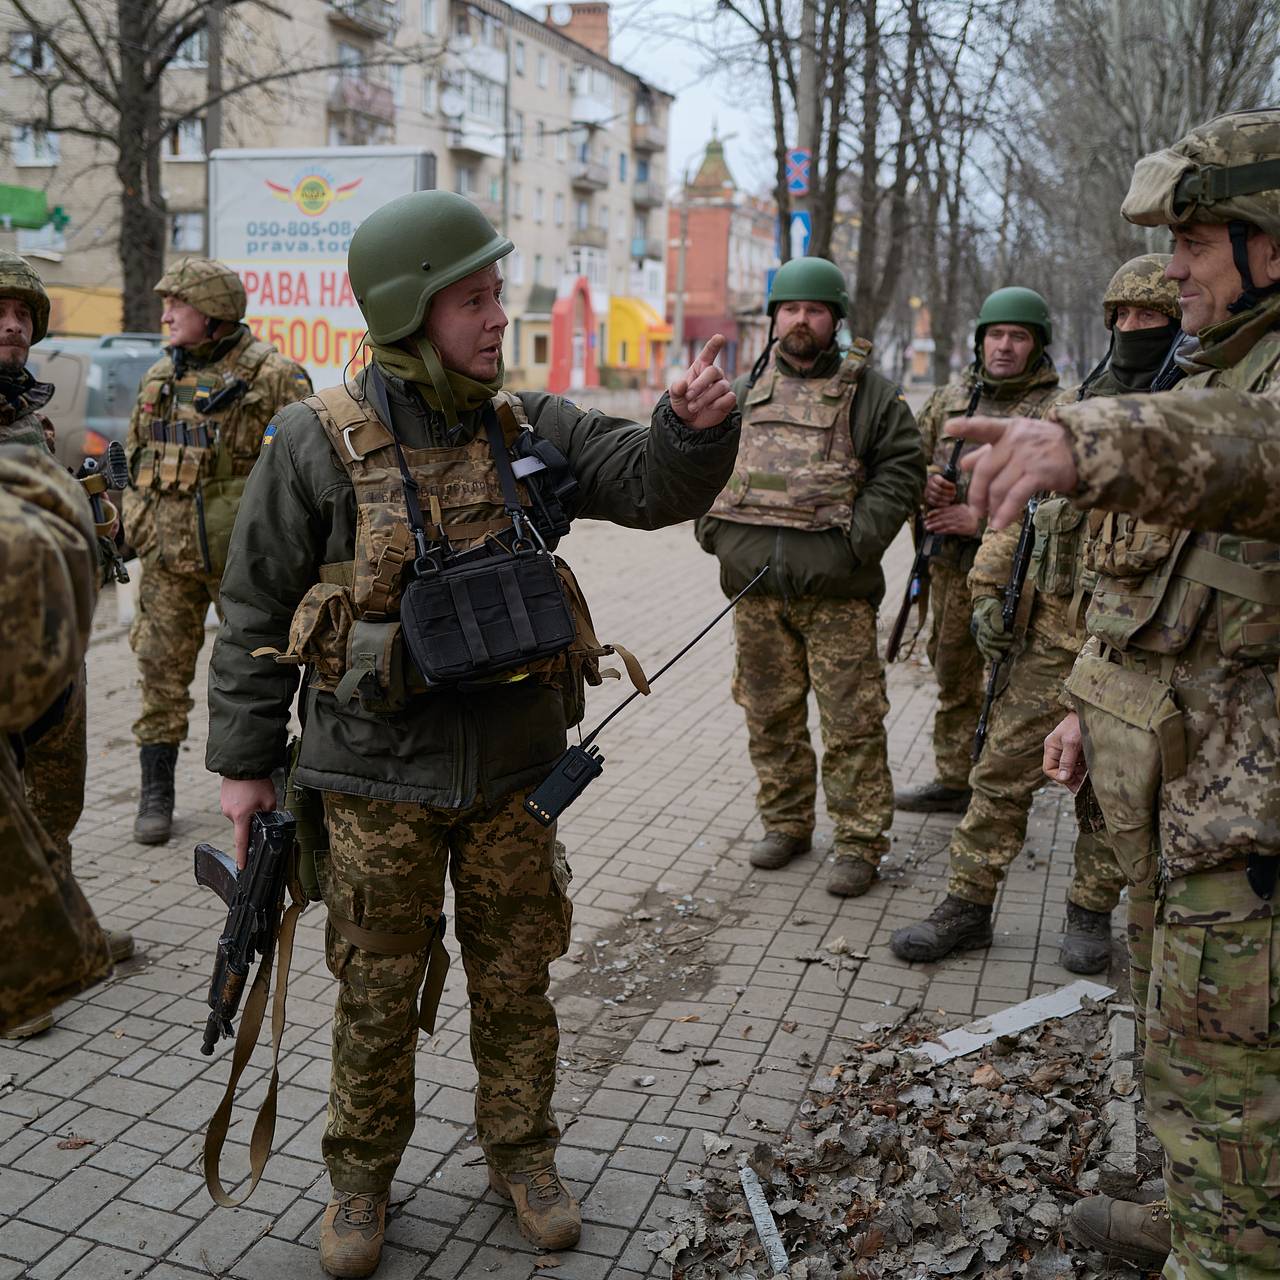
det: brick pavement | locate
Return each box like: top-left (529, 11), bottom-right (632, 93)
top-left (0, 507), bottom-right (1115, 1279)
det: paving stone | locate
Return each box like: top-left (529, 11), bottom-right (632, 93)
top-left (228, 1234), bottom-right (318, 1278)
top-left (169, 1207), bottom-right (273, 1272)
top-left (0, 1218), bottom-right (62, 1264)
top-left (57, 1244), bottom-right (150, 1280)
top-left (24, 1236), bottom-right (94, 1280)
top-left (22, 1166), bottom-right (130, 1231)
top-left (80, 1199), bottom-right (192, 1254)
top-left (580, 1168), bottom-right (661, 1230)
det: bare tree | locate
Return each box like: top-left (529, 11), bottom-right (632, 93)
top-left (7, 0), bottom-right (434, 329)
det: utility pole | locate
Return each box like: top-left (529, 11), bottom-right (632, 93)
top-left (790, 0), bottom-right (818, 260)
top-left (206, 0), bottom-right (223, 152)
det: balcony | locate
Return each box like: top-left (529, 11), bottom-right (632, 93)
top-left (570, 160), bottom-right (609, 191)
top-left (328, 75), bottom-right (396, 124)
top-left (327, 0), bottom-right (398, 38)
top-left (630, 235), bottom-right (664, 262)
top-left (631, 118), bottom-right (666, 152)
top-left (446, 115), bottom-right (505, 160)
top-left (631, 179), bottom-right (664, 208)
top-left (570, 76), bottom-right (613, 128)
top-left (570, 226), bottom-right (608, 249)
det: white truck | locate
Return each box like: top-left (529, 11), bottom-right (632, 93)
top-left (207, 146), bottom-right (436, 387)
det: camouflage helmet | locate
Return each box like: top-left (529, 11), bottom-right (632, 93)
top-left (767, 256), bottom-right (849, 319)
top-left (1122, 109), bottom-right (1280, 240)
top-left (976, 286), bottom-right (1053, 347)
top-left (1102, 254), bottom-right (1180, 329)
top-left (0, 250), bottom-right (51, 343)
top-left (348, 191), bottom-right (513, 343)
top-left (153, 257), bottom-right (247, 322)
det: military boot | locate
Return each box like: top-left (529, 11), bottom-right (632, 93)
top-left (827, 856), bottom-right (878, 897)
top-left (893, 781), bottom-right (971, 814)
top-left (1059, 901), bottom-right (1112, 974)
top-left (890, 895), bottom-right (993, 962)
top-left (1, 1011), bottom-right (54, 1039)
top-left (319, 1189), bottom-right (389, 1278)
top-left (748, 831), bottom-right (811, 870)
top-left (489, 1164), bottom-right (581, 1250)
top-left (1067, 1196), bottom-right (1170, 1268)
top-left (106, 930), bottom-right (135, 964)
top-left (133, 743), bottom-right (178, 845)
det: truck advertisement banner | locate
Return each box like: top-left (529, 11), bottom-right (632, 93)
top-left (208, 147), bottom-right (435, 387)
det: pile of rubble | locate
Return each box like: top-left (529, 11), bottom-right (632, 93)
top-left (646, 1000), bottom-right (1162, 1279)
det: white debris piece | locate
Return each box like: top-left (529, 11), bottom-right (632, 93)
top-left (738, 1164), bottom-right (789, 1275)
top-left (911, 980), bottom-right (1115, 1065)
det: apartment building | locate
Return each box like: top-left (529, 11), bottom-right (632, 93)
top-left (0, 0), bottom-right (672, 390)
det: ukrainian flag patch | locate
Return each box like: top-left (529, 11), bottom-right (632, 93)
top-left (262, 423), bottom-right (278, 446)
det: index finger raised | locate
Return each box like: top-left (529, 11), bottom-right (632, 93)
top-left (695, 334), bottom-right (726, 368)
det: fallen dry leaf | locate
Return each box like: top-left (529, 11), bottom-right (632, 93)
top-left (674, 1014), bottom-right (701, 1023)
top-left (782, 1021), bottom-right (798, 1033)
top-left (971, 1062), bottom-right (1004, 1088)
top-left (56, 1135), bottom-right (92, 1150)
top-left (532, 1255), bottom-right (562, 1269)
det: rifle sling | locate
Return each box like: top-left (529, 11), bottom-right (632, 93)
top-left (203, 891), bottom-right (303, 1208)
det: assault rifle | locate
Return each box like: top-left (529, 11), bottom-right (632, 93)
top-left (886, 381), bottom-right (984, 662)
top-left (194, 810), bottom-right (296, 1055)
top-left (77, 440), bottom-right (130, 585)
top-left (972, 495), bottom-right (1040, 761)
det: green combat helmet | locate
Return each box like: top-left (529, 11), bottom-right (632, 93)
top-left (766, 256), bottom-right (849, 318)
top-left (0, 250), bottom-right (51, 343)
top-left (976, 286), bottom-right (1053, 347)
top-left (153, 257), bottom-right (247, 322)
top-left (1102, 254), bottom-right (1180, 329)
top-left (1122, 108), bottom-right (1280, 312)
top-left (348, 190), bottom-right (514, 344)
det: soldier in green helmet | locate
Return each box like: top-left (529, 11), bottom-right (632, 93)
top-left (124, 256), bottom-right (311, 846)
top-left (949, 108), bottom-right (1280, 1279)
top-left (895, 285), bottom-right (1061, 813)
top-left (695, 255), bottom-right (925, 896)
top-left (206, 191), bottom-right (741, 1276)
top-left (0, 251), bottom-right (131, 1040)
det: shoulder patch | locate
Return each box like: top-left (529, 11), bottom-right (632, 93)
top-left (261, 422), bottom-right (278, 447)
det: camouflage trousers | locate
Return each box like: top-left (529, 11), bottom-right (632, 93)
top-left (320, 787), bottom-right (572, 1193)
top-left (1145, 867), bottom-right (1280, 1280)
top-left (949, 631), bottom-right (1126, 913)
top-left (130, 555), bottom-right (221, 746)
top-left (732, 595), bottom-right (892, 862)
top-left (24, 668), bottom-right (87, 864)
top-left (925, 562), bottom-right (984, 790)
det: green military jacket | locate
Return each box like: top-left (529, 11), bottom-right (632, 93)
top-left (694, 345), bottom-right (924, 605)
top-left (206, 370), bottom-right (740, 805)
top-left (0, 369), bottom-right (55, 449)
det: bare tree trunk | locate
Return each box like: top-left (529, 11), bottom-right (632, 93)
top-left (850, 2), bottom-right (881, 336)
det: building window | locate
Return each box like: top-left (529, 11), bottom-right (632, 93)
top-left (574, 198), bottom-right (589, 229)
top-left (553, 193), bottom-right (564, 226)
top-left (558, 62), bottom-right (567, 94)
top-left (170, 211), bottom-right (206, 252)
top-left (534, 188), bottom-right (544, 223)
top-left (421, 73), bottom-right (436, 113)
top-left (489, 174), bottom-right (501, 203)
top-left (619, 152), bottom-right (627, 182)
top-left (467, 72), bottom-right (503, 125)
top-left (536, 52), bottom-right (548, 88)
top-left (534, 254), bottom-right (544, 284)
top-left (535, 119), bottom-right (545, 156)
top-left (11, 124), bottom-right (60, 166)
top-left (598, 204), bottom-right (609, 231)
top-left (509, 251), bottom-right (524, 284)
top-left (512, 109), bottom-right (525, 157)
top-left (554, 130), bottom-right (566, 162)
top-left (172, 27), bottom-right (208, 67)
top-left (533, 333), bottom-right (549, 364)
top-left (420, 0), bottom-right (437, 34)
top-left (479, 13), bottom-right (503, 47)
top-left (512, 181), bottom-right (523, 216)
top-left (514, 40), bottom-right (525, 74)
top-left (389, 64), bottom-right (405, 106)
top-left (456, 165), bottom-right (477, 196)
top-left (166, 117), bottom-right (206, 159)
top-left (454, 6), bottom-right (469, 37)
top-left (9, 32), bottom-right (53, 76)
top-left (512, 317), bottom-right (522, 362)
top-left (636, 98), bottom-right (651, 124)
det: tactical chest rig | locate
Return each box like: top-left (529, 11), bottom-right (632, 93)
top-left (711, 341), bottom-right (871, 530)
top-left (132, 338), bottom-right (275, 576)
top-left (264, 375), bottom-right (641, 717)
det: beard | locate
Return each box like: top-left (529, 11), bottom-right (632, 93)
top-left (0, 348), bottom-right (26, 378)
top-left (778, 324), bottom-right (823, 362)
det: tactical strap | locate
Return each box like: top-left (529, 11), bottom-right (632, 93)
top-left (202, 889), bottom-right (303, 1207)
top-left (327, 911), bottom-right (451, 1035)
top-left (1178, 545), bottom-right (1280, 606)
top-left (1176, 160), bottom-right (1280, 205)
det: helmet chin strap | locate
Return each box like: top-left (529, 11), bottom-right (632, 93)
top-left (1226, 219), bottom-right (1280, 315)
top-left (416, 337), bottom-right (459, 432)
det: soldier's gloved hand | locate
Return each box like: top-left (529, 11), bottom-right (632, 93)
top-left (970, 595), bottom-right (1013, 662)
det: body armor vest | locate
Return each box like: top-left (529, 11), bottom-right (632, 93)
top-left (710, 341), bottom-right (871, 531)
top-left (265, 385), bottom-right (640, 718)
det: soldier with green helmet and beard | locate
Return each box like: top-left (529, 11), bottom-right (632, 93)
top-left (124, 257), bottom-right (310, 846)
top-left (695, 256), bottom-right (925, 896)
top-left (206, 191), bottom-right (741, 1277)
top-left (895, 286), bottom-right (1061, 814)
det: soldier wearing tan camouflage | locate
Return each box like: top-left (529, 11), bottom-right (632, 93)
top-left (0, 252), bottom-right (133, 1039)
top-left (952, 110), bottom-right (1280, 1280)
top-left (124, 257), bottom-right (310, 845)
top-left (0, 441), bottom-right (112, 1035)
top-left (891, 261), bottom-right (1181, 975)
top-left (896, 287), bottom-right (1061, 814)
top-left (696, 257), bottom-right (925, 896)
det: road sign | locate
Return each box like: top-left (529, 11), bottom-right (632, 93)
top-left (785, 149), bottom-right (811, 195)
top-left (789, 210), bottom-right (811, 258)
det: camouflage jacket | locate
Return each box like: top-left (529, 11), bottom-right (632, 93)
top-left (1057, 294), bottom-right (1280, 877)
top-left (918, 359), bottom-right (1060, 569)
top-left (206, 371), bottom-right (740, 805)
top-left (123, 325), bottom-right (310, 575)
top-left (0, 369), bottom-right (55, 450)
top-left (696, 345), bottom-right (924, 603)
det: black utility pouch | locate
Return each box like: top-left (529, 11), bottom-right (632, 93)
top-left (379, 380), bottom-right (576, 687)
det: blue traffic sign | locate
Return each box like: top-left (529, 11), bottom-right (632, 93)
top-left (785, 149), bottom-right (811, 195)
top-left (788, 210), bottom-right (811, 257)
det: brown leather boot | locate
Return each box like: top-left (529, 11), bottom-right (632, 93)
top-left (489, 1164), bottom-right (581, 1250)
top-left (319, 1190), bottom-right (389, 1278)
top-left (827, 857), bottom-right (878, 897)
top-left (1067, 1195), bottom-right (1170, 1268)
top-left (748, 831), bottom-right (811, 869)
top-left (890, 894), bottom-right (993, 962)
